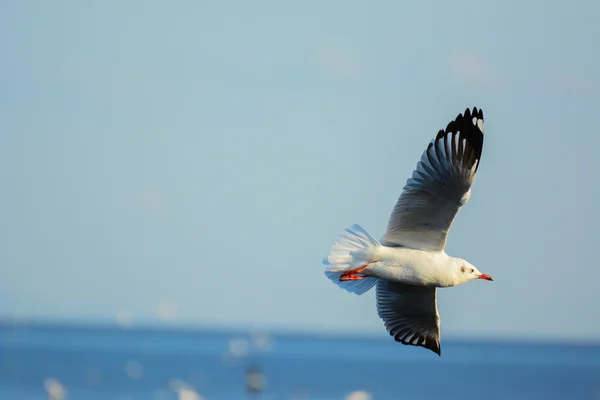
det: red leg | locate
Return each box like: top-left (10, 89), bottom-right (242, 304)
top-left (339, 265), bottom-right (368, 281)
top-left (340, 275), bottom-right (366, 281)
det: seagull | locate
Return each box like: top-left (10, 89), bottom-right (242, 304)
top-left (323, 107), bottom-right (492, 356)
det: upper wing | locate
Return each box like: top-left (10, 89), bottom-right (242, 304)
top-left (376, 280), bottom-right (441, 355)
top-left (383, 107), bottom-right (484, 252)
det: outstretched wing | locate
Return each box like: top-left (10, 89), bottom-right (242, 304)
top-left (376, 280), bottom-right (441, 355)
top-left (383, 107), bottom-right (484, 252)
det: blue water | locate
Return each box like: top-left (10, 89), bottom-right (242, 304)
top-left (1, 322), bottom-right (599, 399)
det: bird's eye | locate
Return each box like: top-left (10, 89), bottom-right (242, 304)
top-left (470, 268), bottom-right (474, 273)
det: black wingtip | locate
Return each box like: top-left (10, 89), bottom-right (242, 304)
top-left (430, 341), bottom-right (441, 356)
top-left (468, 106), bottom-right (484, 122)
top-left (391, 333), bottom-right (441, 356)
top-left (434, 106), bottom-right (485, 171)
top-left (458, 106), bottom-right (484, 121)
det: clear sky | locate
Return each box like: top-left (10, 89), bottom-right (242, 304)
top-left (1, 1), bottom-right (599, 341)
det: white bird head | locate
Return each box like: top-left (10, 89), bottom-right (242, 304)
top-left (455, 259), bottom-right (493, 284)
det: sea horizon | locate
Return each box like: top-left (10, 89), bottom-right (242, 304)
top-left (2, 317), bottom-right (599, 349)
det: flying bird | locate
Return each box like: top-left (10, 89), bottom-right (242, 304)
top-left (323, 107), bottom-right (492, 356)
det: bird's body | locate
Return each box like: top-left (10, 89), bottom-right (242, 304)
top-left (357, 247), bottom-right (466, 288)
top-left (323, 107), bottom-right (493, 356)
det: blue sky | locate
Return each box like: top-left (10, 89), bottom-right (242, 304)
top-left (1, 1), bottom-right (599, 341)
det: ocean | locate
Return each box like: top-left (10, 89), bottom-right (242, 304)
top-left (1, 322), bottom-right (599, 400)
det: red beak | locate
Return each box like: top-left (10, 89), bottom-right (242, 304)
top-left (477, 273), bottom-right (493, 281)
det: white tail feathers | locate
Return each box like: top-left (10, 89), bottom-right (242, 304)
top-left (323, 224), bottom-right (381, 295)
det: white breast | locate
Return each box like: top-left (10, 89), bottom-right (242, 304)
top-left (368, 246), bottom-right (455, 287)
